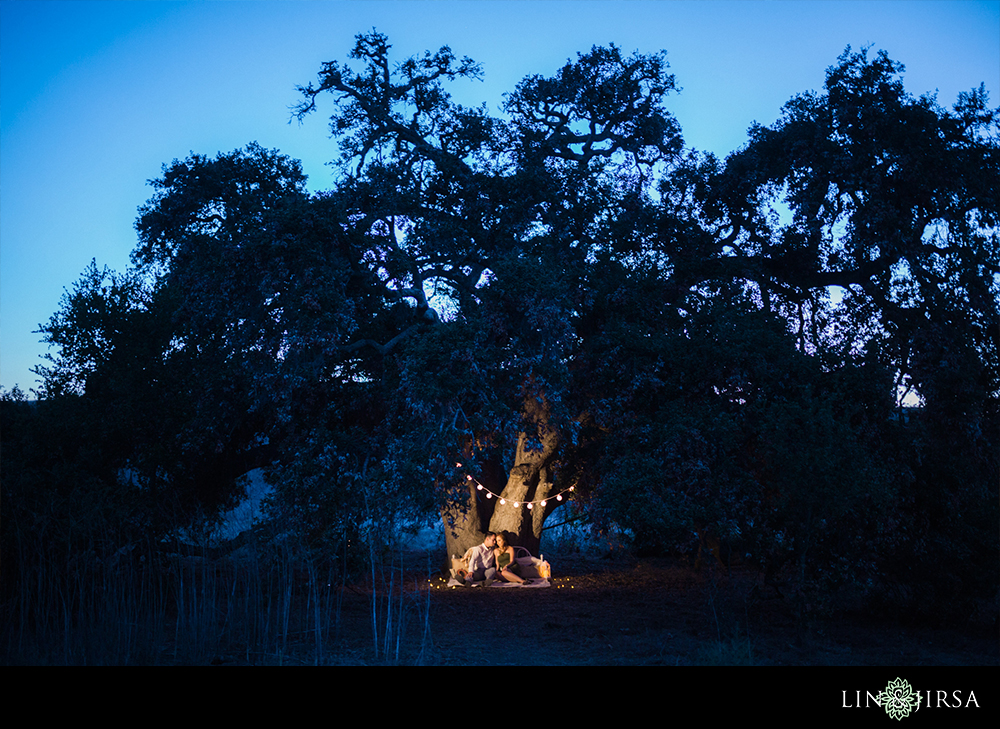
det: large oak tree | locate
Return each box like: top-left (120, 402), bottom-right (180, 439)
top-left (30, 36), bottom-right (997, 602)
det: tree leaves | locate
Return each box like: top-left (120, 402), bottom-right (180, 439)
top-left (27, 35), bottom-right (998, 610)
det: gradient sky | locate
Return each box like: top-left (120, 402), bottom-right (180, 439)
top-left (2, 0), bottom-right (998, 393)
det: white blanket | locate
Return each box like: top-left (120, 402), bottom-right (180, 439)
top-left (448, 552), bottom-right (551, 588)
top-left (446, 575), bottom-right (550, 588)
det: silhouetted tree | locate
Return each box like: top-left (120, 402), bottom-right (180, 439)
top-left (288, 31), bottom-right (684, 557)
top-left (28, 36), bottom-right (997, 612)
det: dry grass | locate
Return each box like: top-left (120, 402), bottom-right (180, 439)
top-left (3, 544), bottom-right (996, 665)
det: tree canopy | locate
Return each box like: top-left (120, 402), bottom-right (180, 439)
top-left (12, 34), bottom-right (998, 618)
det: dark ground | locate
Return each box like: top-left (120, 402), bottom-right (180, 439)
top-left (300, 551), bottom-right (998, 666)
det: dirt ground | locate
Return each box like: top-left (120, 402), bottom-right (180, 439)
top-left (319, 551), bottom-right (999, 666)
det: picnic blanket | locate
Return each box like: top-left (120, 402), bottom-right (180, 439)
top-left (448, 546), bottom-right (551, 588)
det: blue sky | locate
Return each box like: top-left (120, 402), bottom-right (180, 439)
top-left (2, 0), bottom-right (998, 393)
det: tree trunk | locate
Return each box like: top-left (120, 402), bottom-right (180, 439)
top-left (441, 392), bottom-right (565, 566)
top-left (486, 454), bottom-right (556, 556)
top-left (488, 393), bottom-right (561, 556)
top-left (441, 479), bottom-right (488, 566)
top-left (440, 447), bottom-right (504, 568)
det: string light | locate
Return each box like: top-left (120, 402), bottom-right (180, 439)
top-left (459, 469), bottom-right (577, 509)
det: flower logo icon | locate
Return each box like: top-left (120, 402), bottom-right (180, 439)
top-left (877, 678), bottom-right (920, 720)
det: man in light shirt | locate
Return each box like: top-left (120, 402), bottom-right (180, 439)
top-left (456, 532), bottom-right (497, 586)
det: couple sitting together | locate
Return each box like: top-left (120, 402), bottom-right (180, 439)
top-left (455, 530), bottom-right (532, 587)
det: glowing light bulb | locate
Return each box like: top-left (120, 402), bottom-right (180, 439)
top-left (477, 484), bottom-right (483, 490)
top-left (486, 492), bottom-right (492, 499)
top-left (513, 502), bottom-right (519, 507)
top-left (556, 495), bottom-right (562, 501)
top-left (500, 499), bottom-right (506, 505)
top-left (456, 462), bottom-right (462, 468)
top-left (540, 500), bottom-right (547, 507)
top-left (527, 503), bottom-right (533, 509)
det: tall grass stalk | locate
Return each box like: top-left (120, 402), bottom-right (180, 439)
top-left (699, 566), bottom-right (756, 666)
top-left (366, 544), bottom-right (433, 664)
top-left (0, 517), bottom-right (352, 665)
top-left (2, 497), bottom-right (443, 665)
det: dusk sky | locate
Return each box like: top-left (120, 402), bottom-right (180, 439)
top-left (2, 0), bottom-right (998, 393)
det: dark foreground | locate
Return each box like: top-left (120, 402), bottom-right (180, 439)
top-left (213, 553), bottom-right (998, 666)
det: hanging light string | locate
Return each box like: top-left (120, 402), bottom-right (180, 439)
top-left (457, 463), bottom-right (575, 510)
